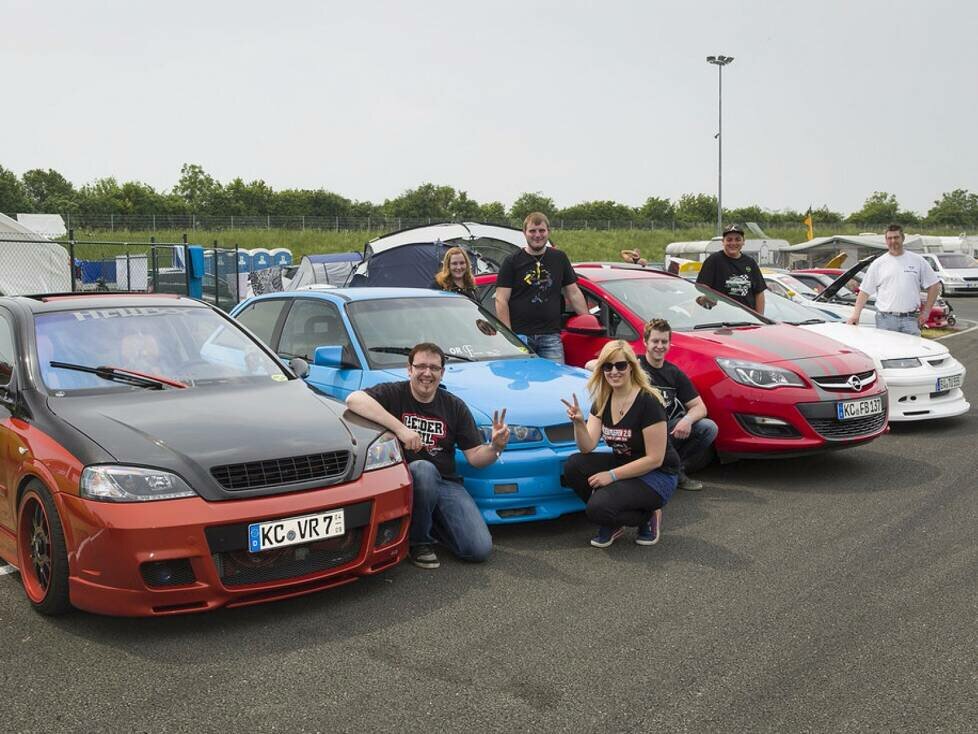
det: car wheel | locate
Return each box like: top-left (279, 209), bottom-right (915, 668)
top-left (17, 481), bottom-right (71, 615)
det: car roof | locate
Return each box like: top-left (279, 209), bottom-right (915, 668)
top-left (2, 293), bottom-right (207, 314)
top-left (571, 264), bottom-right (675, 283)
top-left (249, 287), bottom-right (466, 304)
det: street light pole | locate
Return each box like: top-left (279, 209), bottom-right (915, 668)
top-left (706, 54), bottom-right (734, 236)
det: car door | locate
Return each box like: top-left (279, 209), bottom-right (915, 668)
top-left (276, 298), bottom-right (363, 398)
top-left (559, 285), bottom-right (625, 367)
top-left (0, 310), bottom-right (19, 532)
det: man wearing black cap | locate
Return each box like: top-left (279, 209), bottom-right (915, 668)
top-left (695, 224), bottom-right (766, 313)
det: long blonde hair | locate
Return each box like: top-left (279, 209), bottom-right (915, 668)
top-left (586, 340), bottom-right (664, 417)
top-left (434, 246), bottom-right (475, 291)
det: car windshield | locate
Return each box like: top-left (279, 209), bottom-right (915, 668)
top-left (936, 253), bottom-right (978, 268)
top-left (35, 305), bottom-right (287, 393)
top-left (772, 273), bottom-right (820, 297)
top-left (763, 292), bottom-right (843, 324)
top-left (347, 296), bottom-right (530, 369)
top-left (599, 277), bottom-right (770, 331)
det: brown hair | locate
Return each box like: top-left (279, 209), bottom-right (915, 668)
top-left (408, 342), bottom-right (446, 368)
top-left (643, 318), bottom-right (672, 342)
top-left (586, 339), bottom-right (664, 416)
top-left (523, 212), bottom-right (550, 231)
top-left (434, 246), bottom-right (475, 292)
top-left (885, 224), bottom-right (905, 238)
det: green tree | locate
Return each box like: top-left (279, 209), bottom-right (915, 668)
top-left (674, 193), bottom-right (718, 224)
top-left (0, 165), bottom-right (31, 214)
top-left (174, 163), bottom-right (220, 213)
top-left (637, 196), bottom-right (674, 223)
top-left (557, 200), bottom-right (637, 223)
top-left (449, 190), bottom-right (482, 220)
top-left (725, 205), bottom-right (766, 223)
top-left (925, 189), bottom-right (978, 226)
top-left (509, 192), bottom-right (556, 222)
top-left (77, 177), bottom-right (126, 215)
top-left (477, 201), bottom-right (507, 222)
top-left (847, 191), bottom-right (919, 225)
top-left (383, 183), bottom-right (457, 219)
top-left (22, 168), bottom-right (76, 211)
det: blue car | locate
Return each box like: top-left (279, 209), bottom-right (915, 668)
top-left (230, 288), bottom-right (592, 524)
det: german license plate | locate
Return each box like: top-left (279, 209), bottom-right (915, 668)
top-left (836, 396), bottom-right (884, 420)
top-left (248, 508), bottom-right (345, 553)
top-left (936, 374), bottom-right (962, 392)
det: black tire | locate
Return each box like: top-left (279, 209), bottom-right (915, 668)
top-left (17, 481), bottom-right (72, 615)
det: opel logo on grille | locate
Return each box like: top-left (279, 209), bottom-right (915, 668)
top-left (847, 374), bottom-right (863, 390)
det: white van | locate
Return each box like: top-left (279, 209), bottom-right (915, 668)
top-left (920, 252), bottom-right (978, 295)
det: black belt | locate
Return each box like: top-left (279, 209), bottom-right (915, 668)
top-left (879, 311), bottom-right (919, 317)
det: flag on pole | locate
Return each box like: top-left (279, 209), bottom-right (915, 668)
top-left (803, 207), bottom-right (814, 241)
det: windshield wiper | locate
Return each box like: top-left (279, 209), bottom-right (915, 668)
top-left (49, 361), bottom-right (187, 390)
top-left (692, 321), bottom-right (757, 330)
top-left (368, 347), bottom-right (413, 356)
top-left (445, 353), bottom-right (476, 362)
top-left (792, 318), bottom-right (826, 325)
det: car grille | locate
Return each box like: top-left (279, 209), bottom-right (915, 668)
top-left (963, 277), bottom-right (978, 282)
top-left (544, 423), bottom-right (576, 444)
top-left (211, 451), bottom-right (351, 490)
top-left (212, 529), bottom-right (363, 586)
top-left (810, 370), bottom-right (877, 392)
top-left (803, 411), bottom-right (887, 439)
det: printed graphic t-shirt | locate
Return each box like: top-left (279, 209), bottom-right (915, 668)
top-left (364, 381), bottom-right (482, 481)
top-left (637, 356), bottom-right (699, 422)
top-left (590, 391), bottom-right (681, 480)
top-left (696, 251), bottom-right (766, 309)
top-left (497, 248), bottom-right (577, 334)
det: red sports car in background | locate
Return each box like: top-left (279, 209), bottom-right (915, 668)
top-left (477, 265), bottom-right (889, 460)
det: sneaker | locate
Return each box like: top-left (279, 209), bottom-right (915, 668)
top-left (678, 475), bottom-right (704, 491)
top-left (409, 544), bottom-right (440, 569)
top-left (636, 510), bottom-right (662, 546)
top-left (590, 526), bottom-right (624, 548)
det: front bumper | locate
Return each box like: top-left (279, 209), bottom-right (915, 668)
top-left (57, 463), bottom-right (412, 616)
top-left (884, 363), bottom-right (970, 421)
top-left (457, 443), bottom-right (586, 524)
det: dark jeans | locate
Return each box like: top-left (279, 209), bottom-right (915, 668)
top-left (668, 417), bottom-right (718, 474)
top-left (408, 460), bottom-right (492, 562)
top-left (564, 452), bottom-right (668, 528)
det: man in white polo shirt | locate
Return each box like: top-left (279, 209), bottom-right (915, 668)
top-left (847, 224), bottom-right (941, 335)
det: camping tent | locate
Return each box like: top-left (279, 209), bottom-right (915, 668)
top-left (287, 252), bottom-right (363, 290)
top-left (0, 213), bottom-right (72, 294)
top-left (348, 222), bottom-right (523, 288)
top-left (782, 233), bottom-right (977, 269)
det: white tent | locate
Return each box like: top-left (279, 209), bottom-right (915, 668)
top-left (0, 213), bottom-right (72, 294)
top-left (16, 213), bottom-right (67, 238)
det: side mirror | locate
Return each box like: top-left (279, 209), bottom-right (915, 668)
top-left (290, 357), bottom-right (310, 379)
top-left (313, 345), bottom-right (344, 368)
top-left (565, 314), bottom-right (605, 336)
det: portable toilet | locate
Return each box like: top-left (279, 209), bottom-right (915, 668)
top-left (271, 248), bottom-right (293, 267)
top-left (237, 250), bottom-right (254, 273)
top-left (251, 248), bottom-right (272, 270)
top-left (203, 250), bottom-right (216, 275)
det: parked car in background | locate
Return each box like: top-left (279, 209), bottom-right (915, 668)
top-left (762, 292), bottom-right (969, 421)
top-left (476, 265), bottom-right (889, 461)
top-left (761, 269), bottom-right (878, 326)
top-left (0, 294), bottom-right (411, 616)
top-left (791, 268), bottom-right (950, 328)
top-left (231, 288), bottom-right (592, 524)
top-left (918, 253), bottom-right (978, 295)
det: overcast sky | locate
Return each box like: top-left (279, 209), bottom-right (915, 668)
top-left (4, 0), bottom-right (977, 216)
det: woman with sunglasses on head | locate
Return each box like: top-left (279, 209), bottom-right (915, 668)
top-left (561, 340), bottom-right (680, 548)
top-left (431, 246), bottom-right (477, 299)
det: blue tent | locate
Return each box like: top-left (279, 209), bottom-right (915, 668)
top-left (348, 242), bottom-right (454, 288)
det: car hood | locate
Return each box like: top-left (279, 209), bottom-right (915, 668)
top-left (675, 323), bottom-right (863, 363)
top-left (799, 322), bottom-right (948, 361)
top-left (48, 380), bottom-right (382, 500)
top-left (815, 255), bottom-right (879, 302)
top-left (376, 358), bottom-right (590, 427)
top-left (942, 267), bottom-right (978, 278)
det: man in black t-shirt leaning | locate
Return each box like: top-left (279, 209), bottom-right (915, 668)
top-left (346, 342), bottom-right (510, 569)
top-left (696, 224), bottom-right (766, 313)
top-left (637, 319), bottom-right (718, 491)
top-left (495, 212), bottom-right (588, 362)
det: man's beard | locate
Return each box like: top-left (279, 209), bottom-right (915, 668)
top-left (526, 241), bottom-right (547, 254)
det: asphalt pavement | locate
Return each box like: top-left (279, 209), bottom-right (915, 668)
top-left (2, 298), bottom-right (977, 733)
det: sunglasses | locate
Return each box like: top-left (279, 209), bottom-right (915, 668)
top-left (601, 360), bottom-right (630, 373)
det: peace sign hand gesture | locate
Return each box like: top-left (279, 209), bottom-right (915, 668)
top-left (490, 408), bottom-right (510, 452)
top-left (561, 394), bottom-right (585, 424)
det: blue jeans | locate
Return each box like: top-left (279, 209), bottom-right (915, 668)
top-left (667, 417), bottom-right (718, 474)
top-left (875, 312), bottom-right (920, 335)
top-left (408, 460), bottom-right (492, 562)
top-left (520, 332), bottom-right (565, 362)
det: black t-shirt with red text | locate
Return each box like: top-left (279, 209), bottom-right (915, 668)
top-left (590, 390), bottom-right (680, 475)
top-left (364, 381), bottom-right (482, 481)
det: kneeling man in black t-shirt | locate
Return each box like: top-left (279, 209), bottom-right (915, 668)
top-left (346, 343), bottom-right (510, 569)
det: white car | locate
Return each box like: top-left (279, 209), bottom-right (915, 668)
top-left (919, 252), bottom-right (978, 295)
top-left (763, 293), bottom-right (970, 422)
top-left (762, 269), bottom-right (877, 326)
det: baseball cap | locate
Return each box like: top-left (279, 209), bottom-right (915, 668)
top-left (722, 224), bottom-right (745, 236)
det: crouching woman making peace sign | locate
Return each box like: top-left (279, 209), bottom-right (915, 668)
top-left (562, 340), bottom-right (680, 548)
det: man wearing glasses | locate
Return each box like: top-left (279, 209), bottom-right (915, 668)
top-left (346, 342), bottom-right (510, 569)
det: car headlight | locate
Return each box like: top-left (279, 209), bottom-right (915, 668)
top-left (365, 432), bottom-right (403, 471)
top-left (81, 465), bottom-right (197, 502)
top-left (881, 357), bottom-right (922, 369)
top-left (478, 425), bottom-right (544, 445)
top-left (716, 358), bottom-right (806, 389)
